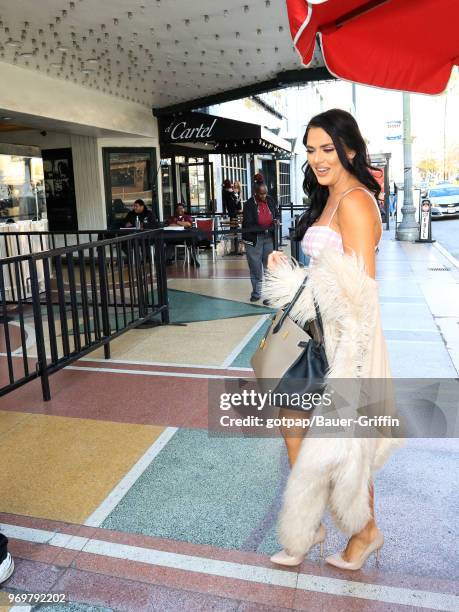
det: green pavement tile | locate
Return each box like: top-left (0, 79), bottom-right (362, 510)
top-left (166, 289), bottom-right (274, 323)
top-left (101, 428), bottom-right (285, 551)
top-left (230, 318), bottom-right (272, 368)
top-left (32, 604), bottom-right (112, 612)
top-left (38, 290), bottom-right (273, 336)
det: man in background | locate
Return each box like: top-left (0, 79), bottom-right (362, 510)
top-left (123, 198), bottom-right (158, 229)
top-left (167, 203), bottom-right (193, 228)
top-left (242, 182), bottom-right (279, 303)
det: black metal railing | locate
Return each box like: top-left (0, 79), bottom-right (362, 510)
top-left (0, 229), bottom-right (168, 401)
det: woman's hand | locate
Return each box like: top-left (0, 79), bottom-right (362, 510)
top-left (267, 250), bottom-right (288, 270)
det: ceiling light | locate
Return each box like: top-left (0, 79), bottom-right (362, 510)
top-left (50, 62), bottom-right (63, 68)
top-left (19, 51), bottom-right (34, 57)
top-left (57, 45), bottom-right (70, 52)
top-left (6, 39), bottom-right (22, 48)
top-left (0, 116), bottom-right (13, 121)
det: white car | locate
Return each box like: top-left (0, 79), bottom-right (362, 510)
top-left (424, 185), bottom-right (459, 218)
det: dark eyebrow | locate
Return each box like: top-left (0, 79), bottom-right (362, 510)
top-left (306, 143), bottom-right (335, 150)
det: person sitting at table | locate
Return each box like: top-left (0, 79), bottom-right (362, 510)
top-left (167, 203), bottom-right (193, 228)
top-left (165, 204), bottom-right (200, 266)
top-left (123, 199), bottom-right (158, 229)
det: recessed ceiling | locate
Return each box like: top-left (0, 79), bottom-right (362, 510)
top-left (0, 0), bottom-right (322, 109)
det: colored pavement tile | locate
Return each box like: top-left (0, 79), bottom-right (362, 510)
top-left (166, 289), bottom-right (273, 324)
top-left (168, 278), bottom-right (256, 303)
top-left (0, 411), bottom-right (164, 523)
top-left (87, 315), bottom-right (265, 366)
top-left (101, 428), bottom-right (286, 552)
top-left (229, 318), bottom-right (272, 368)
top-left (36, 605), bottom-right (112, 612)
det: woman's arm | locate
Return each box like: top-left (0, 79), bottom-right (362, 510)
top-left (337, 191), bottom-right (379, 279)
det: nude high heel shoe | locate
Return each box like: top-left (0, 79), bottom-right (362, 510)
top-left (325, 532), bottom-right (384, 571)
top-left (270, 524), bottom-right (326, 566)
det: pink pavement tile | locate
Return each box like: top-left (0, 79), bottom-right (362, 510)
top-left (54, 568), bottom-right (240, 611)
top-left (292, 589), bottom-right (415, 612)
top-left (299, 562), bottom-right (459, 598)
top-left (8, 539), bottom-right (77, 568)
top-left (0, 368), bottom-right (209, 428)
top-left (0, 512), bottom-right (94, 536)
top-left (4, 512), bottom-right (453, 599)
top-left (4, 557), bottom-right (65, 592)
top-left (237, 604), bottom-right (293, 612)
top-left (73, 552), bottom-right (297, 609)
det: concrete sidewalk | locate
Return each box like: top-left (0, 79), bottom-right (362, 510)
top-left (376, 229), bottom-right (458, 378)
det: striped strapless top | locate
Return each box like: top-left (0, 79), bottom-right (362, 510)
top-left (301, 187), bottom-right (382, 263)
top-left (302, 225), bottom-right (343, 261)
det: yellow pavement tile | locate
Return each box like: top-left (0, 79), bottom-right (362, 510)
top-left (88, 315), bottom-right (263, 365)
top-left (0, 412), bottom-right (164, 523)
top-left (0, 410), bottom-right (33, 437)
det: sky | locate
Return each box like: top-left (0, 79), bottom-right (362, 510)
top-left (355, 67), bottom-right (459, 166)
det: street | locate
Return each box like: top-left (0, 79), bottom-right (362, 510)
top-left (431, 217), bottom-right (459, 260)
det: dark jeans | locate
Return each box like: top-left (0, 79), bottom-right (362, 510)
top-left (245, 234), bottom-right (274, 299)
top-left (0, 533), bottom-right (8, 563)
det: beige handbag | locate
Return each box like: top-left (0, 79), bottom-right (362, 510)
top-left (251, 278), bottom-right (329, 398)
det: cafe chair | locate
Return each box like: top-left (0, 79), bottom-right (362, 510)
top-left (174, 243), bottom-right (191, 265)
top-left (195, 217), bottom-right (216, 262)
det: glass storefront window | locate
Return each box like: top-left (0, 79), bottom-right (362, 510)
top-left (0, 154), bottom-right (46, 221)
top-left (104, 149), bottom-right (157, 229)
top-left (221, 154), bottom-right (248, 200)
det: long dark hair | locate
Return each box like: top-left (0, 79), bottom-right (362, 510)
top-left (295, 109), bottom-right (381, 240)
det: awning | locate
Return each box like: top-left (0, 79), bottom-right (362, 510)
top-left (159, 112), bottom-right (292, 157)
top-left (287, 0), bottom-right (459, 94)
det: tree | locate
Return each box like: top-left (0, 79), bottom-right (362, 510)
top-left (417, 157), bottom-right (439, 179)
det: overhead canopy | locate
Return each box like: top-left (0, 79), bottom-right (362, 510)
top-left (0, 0), bottom-right (455, 121)
top-left (159, 112), bottom-right (292, 157)
top-left (287, 0), bottom-right (459, 95)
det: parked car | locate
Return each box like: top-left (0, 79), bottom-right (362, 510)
top-left (423, 184), bottom-right (459, 219)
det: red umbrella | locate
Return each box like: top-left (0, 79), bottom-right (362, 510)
top-left (286, 0), bottom-right (459, 94)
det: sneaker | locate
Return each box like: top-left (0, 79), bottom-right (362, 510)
top-left (250, 296), bottom-right (260, 302)
top-left (262, 299), bottom-right (271, 306)
top-left (0, 553), bottom-right (14, 584)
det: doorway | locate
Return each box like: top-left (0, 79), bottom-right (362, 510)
top-left (261, 159), bottom-right (278, 201)
top-left (42, 148), bottom-right (78, 231)
top-left (177, 161), bottom-right (214, 214)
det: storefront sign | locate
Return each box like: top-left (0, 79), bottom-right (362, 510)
top-left (159, 111), bottom-right (260, 145)
top-left (164, 118), bottom-right (218, 141)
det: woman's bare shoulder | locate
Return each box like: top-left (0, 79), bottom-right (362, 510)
top-left (339, 187), bottom-right (378, 222)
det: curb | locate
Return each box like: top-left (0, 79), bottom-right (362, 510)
top-left (433, 241), bottom-right (459, 270)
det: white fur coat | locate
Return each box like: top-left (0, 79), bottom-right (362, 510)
top-left (262, 250), bottom-right (404, 556)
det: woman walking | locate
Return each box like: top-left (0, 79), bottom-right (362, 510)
top-left (265, 109), bottom-right (402, 570)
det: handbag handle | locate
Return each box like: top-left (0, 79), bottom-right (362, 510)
top-left (272, 275), bottom-right (307, 334)
top-left (272, 275), bottom-right (325, 341)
